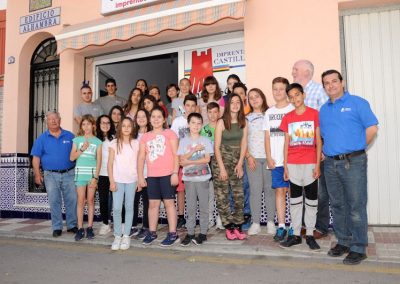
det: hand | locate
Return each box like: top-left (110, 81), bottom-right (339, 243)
top-left (136, 185), bottom-right (143, 192)
top-left (234, 163), bottom-right (244, 178)
top-left (81, 140), bottom-right (89, 152)
top-left (283, 166), bottom-right (289, 181)
top-left (34, 174), bottom-right (43, 186)
top-left (88, 178), bottom-right (97, 190)
top-left (109, 181), bottom-right (117, 192)
top-left (266, 158), bottom-right (276, 170)
top-left (179, 157), bottom-right (191, 167)
top-left (194, 144), bottom-right (205, 152)
top-left (219, 168), bottom-right (228, 181)
top-left (313, 166), bottom-right (321, 179)
top-left (321, 153), bottom-right (326, 161)
top-left (247, 156), bottom-right (256, 171)
top-left (138, 177), bottom-right (147, 188)
top-left (170, 173), bottom-right (179, 186)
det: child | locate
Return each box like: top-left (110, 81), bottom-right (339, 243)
top-left (109, 105), bottom-right (124, 129)
top-left (108, 117), bottom-right (139, 250)
top-left (70, 114), bottom-right (102, 241)
top-left (213, 94), bottom-right (248, 240)
top-left (149, 85), bottom-right (168, 117)
top-left (166, 83), bottom-right (179, 125)
top-left (198, 76), bottom-right (224, 124)
top-left (171, 78), bottom-right (192, 121)
top-left (96, 115), bottom-right (116, 235)
top-left (200, 102), bottom-right (221, 228)
top-left (171, 94), bottom-right (198, 229)
top-left (74, 84), bottom-right (104, 125)
top-left (178, 113), bottom-right (213, 246)
top-left (279, 83), bottom-right (321, 250)
top-left (223, 74), bottom-right (241, 105)
top-left (124, 88), bottom-right (143, 119)
top-left (138, 106), bottom-right (180, 246)
top-left (264, 77), bottom-right (294, 241)
top-left (136, 79), bottom-right (148, 95)
top-left (245, 88), bottom-right (275, 236)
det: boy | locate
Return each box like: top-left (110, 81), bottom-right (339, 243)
top-left (279, 83), bottom-right (322, 250)
top-left (74, 85), bottom-right (104, 125)
top-left (178, 113), bottom-right (213, 246)
top-left (264, 77), bottom-right (294, 241)
top-left (200, 102), bottom-right (220, 228)
top-left (95, 78), bottom-right (126, 114)
top-left (171, 94), bottom-right (198, 229)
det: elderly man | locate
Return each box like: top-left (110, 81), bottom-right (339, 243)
top-left (320, 70), bottom-right (378, 265)
top-left (31, 111), bottom-right (77, 237)
top-left (292, 59), bottom-right (330, 239)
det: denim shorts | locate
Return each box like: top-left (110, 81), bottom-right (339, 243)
top-left (147, 175), bottom-right (176, 200)
top-left (271, 166), bottom-right (289, 189)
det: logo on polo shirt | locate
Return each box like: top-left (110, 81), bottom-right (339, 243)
top-left (62, 140), bottom-right (71, 144)
top-left (341, 107), bottom-right (352, 112)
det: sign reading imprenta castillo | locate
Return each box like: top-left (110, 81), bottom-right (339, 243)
top-left (101, 0), bottom-right (161, 15)
top-left (20, 7), bottom-right (61, 34)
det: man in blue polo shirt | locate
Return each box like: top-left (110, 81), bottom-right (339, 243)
top-left (31, 111), bottom-right (77, 237)
top-left (320, 70), bottom-right (378, 265)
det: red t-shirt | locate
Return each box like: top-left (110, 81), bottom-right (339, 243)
top-left (280, 107), bottom-right (319, 164)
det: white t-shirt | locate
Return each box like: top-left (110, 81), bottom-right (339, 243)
top-left (171, 116), bottom-right (190, 139)
top-left (246, 112), bottom-right (266, 159)
top-left (99, 138), bottom-right (111, 176)
top-left (263, 104), bottom-right (294, 167)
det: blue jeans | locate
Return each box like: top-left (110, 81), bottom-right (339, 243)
top-left (43, 169), bottom-right (77, 231)
top-left (242, 161), bottom-right (251, 215)
top-left (113, 182), bottom-right (136, 237)
top-left (324, 153), bottom-right (368, 254)
top-left (315, 161), bottom-right (330, 234)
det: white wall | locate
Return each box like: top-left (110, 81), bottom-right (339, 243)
top-left (0, 0), bottom-right (6, 10)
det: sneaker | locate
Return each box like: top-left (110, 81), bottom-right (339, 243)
top-left (192, 234), bottom-right (207, 245)
top-left (53, 230), bottom-right (62, 237)
top-left (234, 228), bottom-right (247, 240)
top-left (86, 227), bottom-right (95, 240)
top-left (279, 235), bottom-right (302, 248)
top-left (142, 231), bottom-right (157, 245)
top-left (136, 228), bottom-right (149, 240)
top-left (242, 214), bottom-right (251, 231)
top-left (273, 227), bottom-right (287, 242)
top-left (177, 217), bottom-right (186, 230)
top-left (111, 236), bottom-right (122, 250)
top-left (328, 244), bottom-right (350, 257)
top-left (216, 216), bottom-right (224, 230)
top-left (266, 221), bottom-right (276, 235)
top-left (343, 251), bottom-right (367, 265)
top-left (306, 236), bottom-right (321, 250)
top-left (226, 228), bottom-right (237, 240)
top-left (180, 234), bottom-right (195, 247)
top-left (99, 224), bottom-right (111, 235)
top-left (160, 232), bottom-right (179, 247)
top-left (130, 227), bottom-right (139, 237)
top-left (67, 227), bottom-right (78, 234)
top-left (120, 235), bottom-right (131, 250)
top-left (74, 228), bottom-right (85, 241)
top-left (248, 223), bottom-right (261, 236)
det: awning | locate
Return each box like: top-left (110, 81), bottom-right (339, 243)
top-left (55, 0), bottom-right (246, 53)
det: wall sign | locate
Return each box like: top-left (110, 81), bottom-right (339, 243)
top-left (20, 7), bottom-right (61, 34)
top-left (30, 0), bottom-right (52, 12)
top-left (101, 0), bottom-right (161, 15)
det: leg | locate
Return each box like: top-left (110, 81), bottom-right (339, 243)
top-left (123, 182), bottom-right (136, 236)
top-left (132, 190), bottom-right (142, 227)
top-left (141, 187), bottom-right (149, 228)
top-left (197, 181), bottom-right (210, 235)
top-left (208, 180), bottom-right (215, 225)
top-left (76, 185), bottom-right (87, 229)
top-left (112, 183), bottom-right (125, 237)
top-left (242, 161), bottom-right (251, 216)
top-left (43, 171), bottom-right (64, 231)
top-left (148, 199), bottom-right (161, 232)
top-left (315, 161), bottom-right (330, 234)
top-left (212, 157), bottom-right (231, 226)
top-left (86, 186), bottom-right (96, 228)
top-left (164, 199), bottom-right (177, 232)
top-left (289, 182), bottom-right (303, 236)
top-left (177, 191), bottom-right (185, 216)
top-left (304, 179), bottom-right (318, 236)
top-left (230, 149), bottom-right (244, 226)
top-left (60, 170), bottom-right (77, 229)
top-left (185, 181), bottom-right (197, 235)
top-left (97, 176), bottom-right (109, 225)
top-left (262, 161), bottom-right (275, 223)
top-left (246, 160), bottom-right (263, 224)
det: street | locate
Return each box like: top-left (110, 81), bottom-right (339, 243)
top-left (1, 237), bottom-right (399, 284)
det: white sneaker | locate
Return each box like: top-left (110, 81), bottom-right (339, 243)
top-left (120, 235), bottom-right (131, 250)
top-left (111, 236), bottom-right (122, 251)
top-left (266, 221), bottom-right (276, 235)
top-left (216, 216), bottom-right (224, 230)
top-left (248, 223), bottom-right (261, 235)
top-left (99, 224), bottom-right (111, 235)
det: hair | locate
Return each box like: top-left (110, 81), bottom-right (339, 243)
top-left (232, 82), bottom-right (248, 94)
top-left (226, 74), bottom-right (241, 94)
top-left (150, 106), bottom-right (167, 129)
top-left (187, 112), bottom-right (203, 124)
top-left (135, 79), bottom-right (148, 94)
top-left (321, 69), bottom-right (343, 86)
top-left (149, 85), bottom-right (160, 95)
top-left (139, 94), bottom-right (157, 111)
top-left (96, 115), bottom-right (115, 141)
top-left (272, 77), bottom-right (290, 87)
top-left (45, 111), bottom-right (61, 119)
top-left (80, 84), bottom-right (92, 91)
top-left (201, 76), bottom-right (222, 103)
top-left (286, 83), bottom-right (304, 95)
top-left (109, 105), bottom-right (124, 122)
top-left (77, 114), bottom-right (96, 136)
top-left (179, 77), bottom-right (191, 85)
top-left (183, 93), bottom-right (198, 106)
top-left (207, 101), bottom-right (220, 111)
top-left (298, 60), bottom-right (314, 77)
top-left (105, 78), bottom-right (116, 86)
top-left (115, 117), bottom-right (135, 155)
top-left (133, 109), bottom-right (152, 139)
top-left (166, 83), bottom-right (180, 102)
top-left (124, 88), bottom-right (143, 115)
top-left (248, 88), bottom-right (268, 113)
top-left (222, 93), bottom-right (246, 130)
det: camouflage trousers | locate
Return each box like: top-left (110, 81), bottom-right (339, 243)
top-left (212, 144), bottom-right (244, 227)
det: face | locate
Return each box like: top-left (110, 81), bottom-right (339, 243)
top-left (100, 117), bottom-right (111, 133)
top-left (292, 62), bottom-right (309, 84)
top-left (150, 109), bottom-right (165, 129)
top-left (184, 100), bottom-right (197, 115)
top-left (167, 87), bottom-right (178, 99)
top-left (207, 107), bottom-right (219, 123)
top-left (322, 73), bottom-right (344, 99)
top-left (189, 117), bottom-right (203, 134)
top-left (179, 79), bottom-right (191, 95)
top-left (233, 87), bottom-right (247, 104)
top-left (81, 119), bottom-right (94, 135)
top-left (272, 82), bottom-right (288, 102)
top-left (46, 113), bottom-right (61, 131)
top-left (205, 83), bottom-right (216, 95)
top-left (121, 119), bottom-right (132, 136)
top-left (230, 96), bottom-right (242, 113)
top-left (136, 80), bottom-right (147, 93)
top-left (111, 108), bottom-right (122, 123)
top-left (149, 88), bottom-right (160, 101)
top-left (106, 82), bottom-right (117, 95)
top-left (80, 88), bottom-right (93, 103)
top-left (248, 91), bottom-right (263, 110)
top-left (136, 110), bottom-right (148, 128)
top-left (287, 88), bottom-right (305, 108)
top-left (130, 90), bottom-right (141, 105)
top-left (143, 99), bottom-right (154, 112)
top-left (227, 78), bottom-right (238, 92)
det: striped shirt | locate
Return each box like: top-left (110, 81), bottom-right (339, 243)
top-left (304, 80), bottom-right (329, 111)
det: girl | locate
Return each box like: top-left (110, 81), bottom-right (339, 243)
top-left (136, 78), bottom-right (148, 95)
top-left (198, 76), bottom-right (224, 123)
top-left (96, 115), bottom-right (116, 235)
top-left (149, 85), bottom-right (168, 117)
top-left (109, 105), bottom-right (124, 129)
top-left (70, 114), bottom-right (102, 241)
top-left (223, 74), bottom-right (241, 105)
top-left (213, 94), bottom-right (248, 240)
top-left (124, 88), bottom-right (143, 119)
top-left (140, 94), bottom-right (157, 113)
top-left (233, 82), bottom-right (251, 115)
top-left (131, 109), bottom-right (152, 239)
top-left (245, 88), bottom-right (276, 235)
top-left (108, 117), bottom-right (139, 250)
top-left (171, 78), bottom-right (192, 122)
top-left (138, 106), bottom-right (180, 246)
top-left (166, 83), bottom-right (179, 125)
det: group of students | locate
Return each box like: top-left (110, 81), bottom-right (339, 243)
top-left (71, 73), bottom-right (322, 251)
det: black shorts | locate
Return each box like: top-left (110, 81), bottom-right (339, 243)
top-left (147, 175), bottom-right (176, 200)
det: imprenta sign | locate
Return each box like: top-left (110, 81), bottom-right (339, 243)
top-left (101, 0), bottom-right (161, 15)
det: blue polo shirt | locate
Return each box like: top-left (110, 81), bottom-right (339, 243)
top-left (31, 128), bottom-right (75, 171)
top-left (320, 92), bottom-right (378, 156)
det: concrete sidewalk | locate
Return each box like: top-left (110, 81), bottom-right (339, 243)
top-left (1, 218), bottom-right (400, 264)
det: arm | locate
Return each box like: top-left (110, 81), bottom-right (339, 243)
top-left (89, 144), bottom-right (102, 189)
top-left (107, 147), bottom-right (117, 192)
top-left (180, 153), bottom-right (210, 167)
top-left (234, 121), bottom-right (248, 178)
top-left (313, 127), bottom-right (322, 179)
top-left (264, 130), bottom-right (276, 169)
top-left (366, 125), bottom-right (378, 145)
top-left (283, 133), bottom-right (290, 181)
top-left (214, 119), bottom-right (227, 181)
top-left (70, 139), bottom-right (89, 161)
top-left (170, 138), bottom-right (179, 186)
top-left (172, 109), bottom-right (177, 122)
top-left (32, 156), bottom-right (43, 186)
top-left (137, 143), bottom-right (147, 188)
